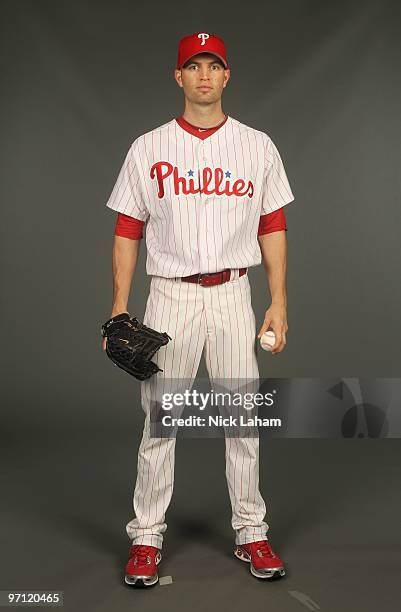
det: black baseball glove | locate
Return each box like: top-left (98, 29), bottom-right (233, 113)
top-left (101, 313), bottom-right (172, 381)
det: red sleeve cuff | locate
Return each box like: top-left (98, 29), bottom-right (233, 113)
top-left (115, 212), bottom-right (145, 239)
top-left (258, 208), bottom-right (287, 236)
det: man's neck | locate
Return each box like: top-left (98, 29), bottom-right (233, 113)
top-left (181, 103), bottom-right (226, 129)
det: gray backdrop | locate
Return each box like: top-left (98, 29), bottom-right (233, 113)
top-left (1, 1), bottom-right (400, 610)
top-left (1, 0), bottom-right (400, 430)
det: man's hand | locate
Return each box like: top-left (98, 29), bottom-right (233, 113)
top-left (257, 302), bottom-right (288, 355)
top-left (101, 309), bottom-right (130, 351)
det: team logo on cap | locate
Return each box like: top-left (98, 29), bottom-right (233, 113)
top-left (198, 32), bottom-right (210, 45)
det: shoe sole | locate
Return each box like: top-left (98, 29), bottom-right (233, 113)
top-left (234, 547), bottom-right (286, 579)
top-left (124, 552), bottom-right (162, 587)
top-left (124, 574), bottom-right (159, 587)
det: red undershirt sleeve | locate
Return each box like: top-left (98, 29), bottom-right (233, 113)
top-left (257, 208), bottom-right (287, 236)
top-left (116, 209), bottom-right (286, 239)
top-left (114, 212), bottom-right (145, 239)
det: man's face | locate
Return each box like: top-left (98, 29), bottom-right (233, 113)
top-left (174, 53), bottom-right (230, 105)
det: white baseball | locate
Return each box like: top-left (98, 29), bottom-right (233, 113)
top-left (260, 330), bottom-right (276, 352)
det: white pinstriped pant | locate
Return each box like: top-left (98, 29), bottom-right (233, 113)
top-left (126, 270), bottom-right (269, 548)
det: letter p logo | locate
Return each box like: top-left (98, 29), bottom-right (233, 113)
top-left (198, 32), bottom-right (210, 46)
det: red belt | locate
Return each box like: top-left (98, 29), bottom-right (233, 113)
top-left (181, 268), bottom-right (247, 287)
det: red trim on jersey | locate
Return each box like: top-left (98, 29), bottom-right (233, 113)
top-left (115, 212), bottom-right (144, 239)
top-left (175, 114), bottom-right (228, 140)
top-left (258, 208), bottom-right (287, 235)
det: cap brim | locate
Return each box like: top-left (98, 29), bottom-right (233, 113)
top-left (180, 51), bottom-right (228, 69)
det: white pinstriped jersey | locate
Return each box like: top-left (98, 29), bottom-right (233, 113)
top-left (106, 115), bottom-right (295, 278)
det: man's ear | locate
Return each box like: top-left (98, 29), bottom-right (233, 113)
top-left (223, 68), bottom-right (231, 88)
top-left (174, 69), bottom-right (183, 88)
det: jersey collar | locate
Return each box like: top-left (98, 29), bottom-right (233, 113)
top-left (175, 114), bottom-right (229, 140)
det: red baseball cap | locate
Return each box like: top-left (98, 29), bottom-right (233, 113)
top-left (177, 32), bottom-right (229, 69)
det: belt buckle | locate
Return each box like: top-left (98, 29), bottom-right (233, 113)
top-left (198, 270), bottom-right (226, 286)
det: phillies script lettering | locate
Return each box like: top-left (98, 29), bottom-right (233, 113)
top-left (150, 162), bottom-right (254, 199)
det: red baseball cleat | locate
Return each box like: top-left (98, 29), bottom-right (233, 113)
top-left (234, 539), bottom-right (286, 579)
top-left (124, 544), bottom-right (162, 587)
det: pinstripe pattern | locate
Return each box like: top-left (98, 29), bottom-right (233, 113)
top-left (106, 116), bottom-right (294, 278)
top-left (106, 116), bottom-right (295, 549)
top-left (126, 272), bottom-right (269, 548)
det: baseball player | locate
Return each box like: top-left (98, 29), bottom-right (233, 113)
top-left (103, 32), bottom-right (295, 587)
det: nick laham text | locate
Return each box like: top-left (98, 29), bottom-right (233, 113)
top-left (161, 415), bottom-right (282, 428)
